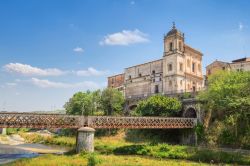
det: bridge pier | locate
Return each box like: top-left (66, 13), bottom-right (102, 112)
top-left (0, 128), bottom-right (6, 135)
top-left (76, 127), bottom-right (95, 153)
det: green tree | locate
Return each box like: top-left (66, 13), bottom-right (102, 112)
top-left (100, 88), bottom-right (125, 115)
top-left (135, 95), bottom-right (181, 116)
top-left (64, 91), bottom-right (101, 115)
top-left (198, 71), bottom-right (250, 148)
top-left (199, 71), bottom-right (250, 116)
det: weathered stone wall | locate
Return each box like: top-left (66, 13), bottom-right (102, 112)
top-left (230, 61), bottom-right (250, 71)
top-left (108, 73), bottom-right (124, 88)
top-left (125, 59), bottom-right (163, 98)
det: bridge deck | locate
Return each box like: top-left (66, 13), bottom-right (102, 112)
top-left (0, 113), bottom-right (197, 129)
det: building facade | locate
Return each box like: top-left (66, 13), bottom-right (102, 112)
top-left (107, 73), bottom-right (125, 95)
top-left (108, 23), bottom-right (203, 99)
top-left (206, 57), bottom-right (250, 77)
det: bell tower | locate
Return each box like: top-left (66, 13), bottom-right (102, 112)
top-left (162, 22), bottom-right (185, 94)
top-left (163, 22), bottom-right (184, 56)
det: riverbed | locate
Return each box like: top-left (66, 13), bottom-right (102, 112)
top-left (0, 134), bottom-right (70, 164)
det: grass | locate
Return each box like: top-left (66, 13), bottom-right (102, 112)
top-left (19, 132), bottom-right (75, 147)
top-left (0, 135), bottom-right (8, 141)
top-left (16, 131), bottom-right (250, 165)
top-left (113, 144), bottom-right (250, 165)
top-left (6, 154), bottom-right (210, 166)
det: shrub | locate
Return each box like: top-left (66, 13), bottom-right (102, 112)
top-left (87, 153), bottom-right (101, 166)
top-left (194, 123), bottom-right (205, 143)
top-left (135, 95), bottom-right (181, 116)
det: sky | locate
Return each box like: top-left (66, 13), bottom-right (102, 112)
top-left (0, 0), bottom-right (250, 112)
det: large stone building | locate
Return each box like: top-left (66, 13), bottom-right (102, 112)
top-left (206, 57), bottom-right (250, 77)
top-left (107, 73), bottom-right (125, 95)
top-left (108, 23), bottom-right (203, 99)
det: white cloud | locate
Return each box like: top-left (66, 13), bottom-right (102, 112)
top-left (100, 29), bottom-right (149, 46)
top-left (76, 67), bottom-right (108, 76)
top-left (15, 92), bottom-right (20, 96)
top-left (73, 47), bottom-right (84, 53)
top-left (30, 78), bottom-right (101, 90)
top-left (6, 82), bottom-right (17, 87)
top-left (3, 63), bottom-right (66, 76)
top-left (239, 22), bottom-right (244, 31)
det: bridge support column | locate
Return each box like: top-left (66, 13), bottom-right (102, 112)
top-left (1, 128), bottom-right (6, 135)
top-left (76, 127), bottom-right (95, 153)
top-left (181, 129), bottom-right (197, 146)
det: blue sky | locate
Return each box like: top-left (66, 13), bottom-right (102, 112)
top-left (0, 0), bottom-right (250, 111)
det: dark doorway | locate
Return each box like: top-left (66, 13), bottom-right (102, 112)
top-left (129, 105), bottom-right (137, 111)
top-left (184, 108), bottom-right (197, 118)
top-left (155, 85), bottom-right (159, 93)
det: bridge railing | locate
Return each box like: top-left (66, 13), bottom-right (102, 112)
top-left (0, 112), bottom-right (197, 129)
top-left (87, 116), bottom-right (197, 129)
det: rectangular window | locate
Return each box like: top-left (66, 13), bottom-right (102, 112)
top-left (179, 41), bottom-right (182, 51)
top-left (155, 85), bottom-right (159, 93)
top-left (169, 81), bottom-right (172, 87)
top-left (198, 64), bottom-right (201, 72)
top-left (192, 62), bottom-right (196, 72)
top-left (168, 64), bottom-right (172, 71)
top-left (187, 59), bottom-right (190, 68)
top-left (169, 42), bottom-right (173, 51)
top-left (179, 63), bottom-right (183, 71)
top-left (208, 69), bottom-right (211, 75)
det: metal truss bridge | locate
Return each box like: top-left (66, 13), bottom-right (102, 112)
top-left (0, 112), bottom-right (197, 129)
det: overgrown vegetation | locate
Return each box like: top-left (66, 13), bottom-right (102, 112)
top-left (134, 95), bottom-right (181, 116)
top-left (6, 128), bottom-right (29, 135)
top-left (198, 71), bottom-right (250, 149)
top-left (18, 132), bottom-right (250, 165)
top-left (113, 144), bottom-right (250, 165)
top-left (128, 95), bottom-right (183, 144)
top-left (19, 132), bottom-right (75, 147)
